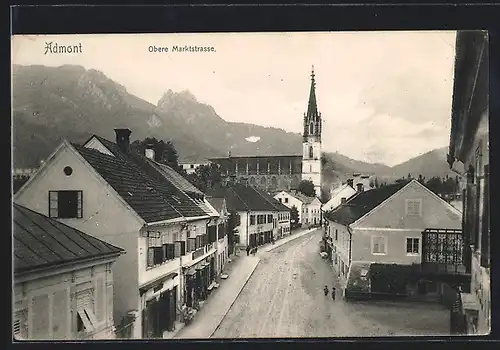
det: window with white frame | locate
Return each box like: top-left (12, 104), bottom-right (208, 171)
top-left (406, 237), bottom-right (420, 255)
top-left (405, 199), bottom-right (422, 216)
top-left (371, 236), bottom-right (387, 255)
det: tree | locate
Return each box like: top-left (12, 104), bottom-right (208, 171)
top-left (425, 176), bottom-right (443, 194)
top-left (298, 180), bottom-right (315, 197)
top-left (320, 185), bottom-right (331, 204)
top-left (408, 173), bottom-right (412, 180)
top-left (418, 174), bottom-right (424, 183)
top-left (131, 137), bottom-right (185, 174)
top-left (187, 163), bottom-right (223, 193)
top-left (290, 205), bottom-right (299, 229)
top-left (369, 179), bottom-right (375, 188)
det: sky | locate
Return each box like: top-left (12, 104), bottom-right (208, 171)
top-left (12, 31), bottom-right (457, 166)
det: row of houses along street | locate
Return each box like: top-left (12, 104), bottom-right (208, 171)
top-left (13, 127), bottom-right (325, 339)
top-left (12, 30), bottom-right (489, 340)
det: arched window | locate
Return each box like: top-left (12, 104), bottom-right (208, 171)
top-left (309, 146), bottom-right (314, 159)
top-left (310, 123), bottom-right (314, 135)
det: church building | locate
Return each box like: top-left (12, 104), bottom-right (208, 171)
top-left (210, 67), bottom-right (323, 197)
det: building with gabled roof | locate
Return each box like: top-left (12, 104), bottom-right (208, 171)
top-left (321, 182), bottom-right (357, 213)
top-left (13, 203), bottom-right (124, 340)
top-left (324, 179), bottom-right (463, 301)
top-left (207, 182), bottom-right (290, 248)
top-left (14, 128), bottom-right (224, 339)
top-left (274, 190), bottom-right (322, 228)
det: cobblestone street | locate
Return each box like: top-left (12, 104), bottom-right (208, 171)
top-left (212, 229), bottom-right (451, 338)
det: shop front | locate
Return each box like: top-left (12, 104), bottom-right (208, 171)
top-left (183, 253), bottom-right (217, 309)
top-left (140, 272), bottom-right (178, 339)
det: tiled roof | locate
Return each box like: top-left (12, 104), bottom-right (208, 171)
top-left (151, 161), bottom-right (204, 197)
top-left (14, 204), bottom-right (124, 275)
top-left (206, 197), bottom-right (225, 213)
top-left (207, 183), bottom-right (287, 212)
top-left (325, 181), bottom-right (409, 226)
top-left (75, 136), bottom-right (208, 223)
top-left (289, 191), bottom-right (317, 205)
top-left (256, 188), bottom-right (291, 212)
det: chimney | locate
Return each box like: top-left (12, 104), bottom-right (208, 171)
top-left (341, 197), bottom-right (347, 204)
top-left (145, 143), bottom-right (155, 160)
top-left (356, 183), bottom-right (364, 193)
top-left (347, 179), bottom-right (354, 188)
top-left (114, 128), bottom-right (132, 152)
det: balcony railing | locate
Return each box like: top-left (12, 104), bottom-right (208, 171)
top-left (421, 228), bottom-right (468, 275)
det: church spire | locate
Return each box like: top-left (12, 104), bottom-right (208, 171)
top-left (307, 65), bottom-right (318, 120)
top-left (303, 66), bottom-right (321, 140)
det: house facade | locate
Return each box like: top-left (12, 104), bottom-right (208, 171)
top-left (207, 197), bottom-right (230, 275)
top-left (14, 129), bottom-right (223, 339)
top-left (325, 180), bottom-right (463, 298)
top-left (321, 182), bottom-right (357, 213)
top-left (447, 30), bottom-right (490, 335)
top-left (13, 204), bottom-right (124, 340)
top-left (274, 190), bottom-right (321, 227)
top-left (207, 182), bottom-right (290, 249)
top-left (274, 191), bottom-right (304, 225)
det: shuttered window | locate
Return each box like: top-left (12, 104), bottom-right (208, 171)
top-left (13, 309), bottom-right (28, 339)
top-left (208, 225), bottom-right (217, 243)
top-left (76, 289), bottom-right (93, 311)
top-left (481, 164), bottom-right (490, 267)
top-left (166, 244), bottom-right (175, 260)
top-left (48, 190), bottom-right (83, 218)
top-left (174, 241), bottom-right (181, 258)
top-left (76, 288), bottom-right (97, 333)
top-left (218, 224), bottom-right (225, 239)
top-left (187, 238), bottom-right (196, 252)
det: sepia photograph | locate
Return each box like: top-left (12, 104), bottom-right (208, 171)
top-left (11, 30), bottom-right (490, 340)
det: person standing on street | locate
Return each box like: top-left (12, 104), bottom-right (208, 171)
top-left (331, 287), bottom-right (336, 301)
top-left (324, 285), bottom-right (329, 296)
top-left (246, 245), bottom-right (250, 256)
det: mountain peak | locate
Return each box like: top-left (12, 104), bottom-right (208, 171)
top-left (158, 89), bottom-right (198, 107)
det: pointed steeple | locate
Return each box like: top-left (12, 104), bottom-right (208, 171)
top-left (303, 66), bottom-right (322, 140)
top-left (307, 65), bottom-right (319, 120)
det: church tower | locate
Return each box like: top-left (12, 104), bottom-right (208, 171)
top-left (301, 66), bottom-right (322, 197)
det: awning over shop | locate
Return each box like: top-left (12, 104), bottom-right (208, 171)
top-left (139, 272), bottom-right (178, 295)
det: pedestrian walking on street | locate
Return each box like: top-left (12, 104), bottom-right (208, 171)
top-left (246, 246), bottom-right (250, 256)
top-left (324, 285), bottom-right (329, 296)
top-left (331, 287), bottom-right (336, 301)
